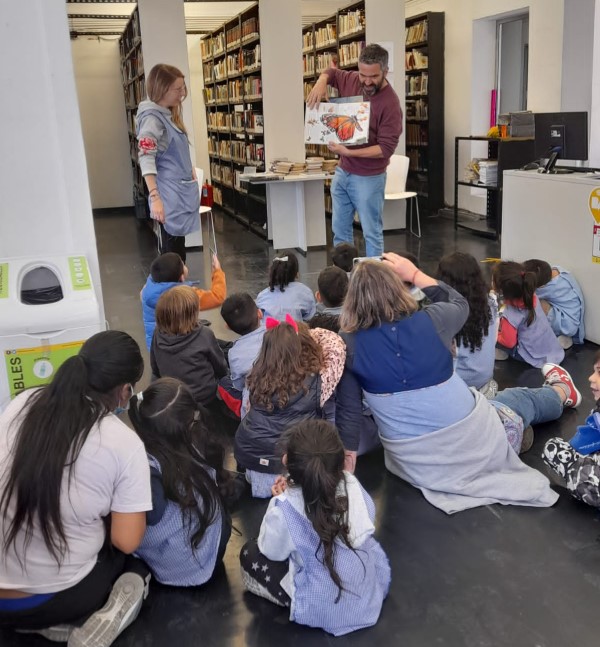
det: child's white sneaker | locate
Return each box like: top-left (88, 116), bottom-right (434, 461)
top-left (67, 572), bottom-right (147, 647)
top-left (542, 363), bottom-right (582, 408)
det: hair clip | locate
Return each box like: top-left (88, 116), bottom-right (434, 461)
top-left (273, 256), bottom-right (288, 262)
top-left (265, 314), bottom-right (299, 333)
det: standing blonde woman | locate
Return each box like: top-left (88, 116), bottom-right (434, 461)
top-left (136, 64), bottom-right (200, 262)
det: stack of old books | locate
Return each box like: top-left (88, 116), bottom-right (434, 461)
top-left (305, 157), bottom-right (324, 174)
top-left (271, 160), bottom-right (294, 174)
top-left (287, 162), bottom-right (307, 176)
top-left (323, 158), bottom-right (339, 174)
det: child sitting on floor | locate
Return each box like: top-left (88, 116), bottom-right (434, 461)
top-left (331, 242), bottom-right (359, 274)
top-left (217, 293), bottom-right (266, 417)
top-left (129, 378), bottom-right (232, 586)
top-left (239, 419), bottom-right (390, 636)
top-left (256, 252), bottom-right (316, 321)
top-left (141, 252), bottom-right (226, 349)
top-left (308, 266), bottom-right (348, 333)
top-left (220, 293), bottom-right (265, 391)
top-left (235, 316), bottom-right (345, 498)
top-left (493, 261), bottom-right (564, 368)
top-left (522, 258), bottom-right (585, 350)
top-left (437, 252), bottom-right (499, 398)
top-left (151, 285), bottom-right (233, 431)
top-left (543, 351), bottom-right (600, 507)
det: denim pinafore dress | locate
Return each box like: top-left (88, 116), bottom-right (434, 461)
top-left (276, 489), bottom-right (390, 636)
top-left (147, 110), bottom-right (200, 237)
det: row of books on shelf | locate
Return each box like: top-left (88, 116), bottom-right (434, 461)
top-left (119, 17), bottom-right (140, 58)
top-left (205, 45), bottom-right (261, 82)
top-left (122, 52), bottom-right (144, 82)
top-left (211, 162), bottom-right (233, 186)
top-left (339, 41), bottom-right (364, 67)
top-left (407, 149), bottom-right (420, 171)
top-left (201, 17), bottom-right (259, 60)
top-left (213, 185), bottom-right (223, 205)
top-left (405, 98), bottom-right (428, 120)
top-left (303, 82), bottom-right (339, 101)
top-left (406, 72), bottom-right (428, 96)
top-left (303, 32), bottom-right (314, 52)
top-left (338, 8), bottom-right (365, 38)
top-left (405, 19), bottom-right (428, 45)
top-left (315, 24), bottom-right (337, 47)
top-left (208, 141), bottom-right (265, 163)
top-left (202, 77), bottom-right (262, 103)
top-left (207, 110), bottom-right (263, 132)
top-left (304, 52), bottom-right (338, 76)
top-left (406, 49), bottom-right (428, 71)
top-left (125, 78), bottom-right (146, 108)
top-left (226, 24), bottom-right (241, 48)
top-left (406, 124), bottom-right (428, 147)
top-left (241, 17), bottom-right (259, 40)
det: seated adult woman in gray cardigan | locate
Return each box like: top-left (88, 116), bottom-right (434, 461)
top-left (334, 253), bottom-right (580, 514)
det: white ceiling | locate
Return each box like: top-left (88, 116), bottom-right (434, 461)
top-left (66, 1), bottom-right (357, 36)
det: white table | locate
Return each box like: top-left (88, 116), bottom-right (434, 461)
top-left (502, 169), bottom-right (600, 343)
top-left (241, 173), bottom-right (331, 253)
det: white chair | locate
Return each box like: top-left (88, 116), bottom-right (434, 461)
top-left (383, 154), bottom-right (421, 238)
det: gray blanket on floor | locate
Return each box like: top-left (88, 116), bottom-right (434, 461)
top-left (380, 389), bottom-right (559, 514)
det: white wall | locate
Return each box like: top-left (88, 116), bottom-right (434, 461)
top-left (260, 0), bottom-right (305, 162)
top-left (187, 35), bottom-right (211, 182)
top-left (71, 38), bottom-right (133, 209)
top-left (561, 0), bottom-right (594, 115)
top-left (366, 0), bottom-right (406, 154)
top-left (0, 0), bottom-right (105, 321)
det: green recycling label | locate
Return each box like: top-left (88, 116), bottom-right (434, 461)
top-left (0, 263), bottom-right (8, 298)
top-left (68, 256), bottom-right (91, 291)
top-left (5, 341), bottom-right (85, 398)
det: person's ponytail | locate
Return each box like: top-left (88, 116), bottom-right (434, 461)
top-left (1, 331), bottom-right (143, 566)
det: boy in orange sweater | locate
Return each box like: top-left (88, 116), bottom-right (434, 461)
top-left (141, 252), bottom-right (226, 349)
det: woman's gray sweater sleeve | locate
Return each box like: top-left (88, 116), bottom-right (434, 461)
top-left (136, 114), bottom-right (168, 177)
top-left (422, 281), bottom-right (469, 351)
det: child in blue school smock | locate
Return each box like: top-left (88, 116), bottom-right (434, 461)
top-left (522, 258), bottom-right (585, 350)
top-left (493, 261), bottom-right (564, 368)
top-left (256, 252), bottom-right (316, 321)
top-left (129, 378), bottom-right (232, 586)
top-left (239, 419), bottom-right (390, 636)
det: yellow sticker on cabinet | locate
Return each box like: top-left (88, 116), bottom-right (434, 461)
top-left (590, 188), bottom-right (600, 224)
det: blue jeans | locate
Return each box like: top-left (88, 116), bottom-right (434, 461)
top-left (492, 386), bottom-right (563, 428)
top-left (331, 167), bottom-right (386, 258)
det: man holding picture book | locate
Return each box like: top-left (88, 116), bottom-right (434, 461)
top-left (307, 44), bottom-right (402, 258)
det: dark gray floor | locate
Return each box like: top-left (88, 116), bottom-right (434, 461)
top-left (4, 210), bottom-right (600, 647)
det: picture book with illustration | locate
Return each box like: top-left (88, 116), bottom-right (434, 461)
top-left (304, 101), bottom-right (370, 145)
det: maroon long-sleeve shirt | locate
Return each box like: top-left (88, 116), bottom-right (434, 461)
top-left (325, 68), bottom-right (403, 176)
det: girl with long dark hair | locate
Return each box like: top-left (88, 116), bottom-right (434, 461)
top-left (129, 378), bottom-right (231, 586)
top-left (256, 252), bottom-right (316, 321)
top-left (493, 261), bottom-right (564, 368)
top-left (0, 331), bottom-right (151, 646)
top-left (240, 420), bottom-right (390, 636)
top-left (436, 252), bottom-right (499, 397)
top-left (235, 317), bottom-right (346, 498)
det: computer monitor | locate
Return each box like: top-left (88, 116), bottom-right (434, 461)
top-left (534, 112), bottom-right (588, 172)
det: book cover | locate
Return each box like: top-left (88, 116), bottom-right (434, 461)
top-left (304, 101), bottom-right (370, 145)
